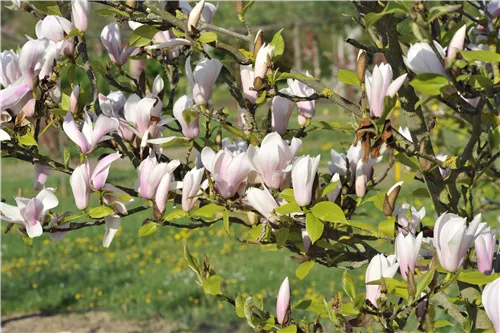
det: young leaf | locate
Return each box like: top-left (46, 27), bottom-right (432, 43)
top-left (88, 206), bottom-right (115, 219)
top-left (270, 28), bottom-right (285, 61)
top-left (182, 108), bottom-right (199, 125)
top-left (222, 208), bottom-right (230, 233)
top-left (279, 188), bottom-right (295, 202)
top-left (274, 202), bottom-right (302, 215)
top-left (416, 267), bottom-right (436, 297)
top-left (193, 204), bottom-right (225, 219)
top-left (129, 25), bottom-right (158, 47)
top-left (306, 213), bottom-right (324, 244)
top-left (378, 218), bottom-right (395, 237)
top-left (18, 134), bottom-right (37, 146)
top-left (202, 275), bottom-right (223, 295)
top-left (342, 270), bottom-right (357, 301)
top-left (164, 209), bottom-right (187, 221)
top-left (457, 271), bottom-right (500, 285)
top-left (461, 50), bottom-right (500, 63)
top-left (94, 7), bottom-right (130, 17)
top-left (275, 228), bottom-right (289, 247)
top-left (184, 244), bottom-right (201, 277)
top-left (311, 201), bottom-right (347, 223)
top-left (138, 222), bottom-right (158, 237)
top-left (296, 261), bottom-right (315, 280)
top-left (410, 73), bottom-right (450, 95)
top-left (338, 69), bottom-right (360, 86)
top-left (199, 32), bottom-right (217, 43)
top-left (278, 325), bottom-right (297, 333)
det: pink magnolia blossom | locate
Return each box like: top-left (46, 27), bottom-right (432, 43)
top-left (63, 111), bottom-right (119, 154)
top-left (254, 44), bottom-right (274, 82)
top-left (434, 212), bottom-right (482, 272)
top-left (396, 232), bottom-right (423, 281)
top-left (292, 155), bottom-right (320, 206)
top-left (201, 146), bottom-right (250, 199)
top-left (101, 184), bottom-right (134, 248)
top-left (0, 50), bottom-right (22, 88)
top-left (247, 132), bottom-right (302, 189)
top-left (287, 72), bottom-right (316, 125)
top-left (0, 188), bottom-right (58, 238)
top-left (394, 203), bottom-right (426, 236)
top-left (276, 277), bottom-right (290, 325)
top-left (71, 0), bottom-right (90, 32)
top-left (240, 65), bottom-right (257, 104)
top-left (0, 111), bottom-right (12, 141)
top-left (365, 254), bottom-right (399, 307)
top-left (271, 88), bottom-right (295, 134)
top-left (173, 95), bottom-right (199, 140)
top-left (482, 278), bottom-right (500, 332)
top-left (474, 223), bottom-right (496, 275)
top-left (35, 16), bottom-right (75, 57)
top-left (101, 23), bottom-right (137, 65)
top-left (181, 167), bottom-right (205, 212)
top-left (70, 85), bottom-right (80, 114)
top-left (365, 63), bottom-right (407, 118)
top-left (245, 186), bottom-right (278, 221)
top-left (186, 56), bottom-right (222, 105)
top-left (33, 163), bottom-right (52, 190)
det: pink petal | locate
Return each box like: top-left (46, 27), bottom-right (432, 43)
top-left (90, 152), bottom-right (122, 191)
top-left (63, 112), bottom-right (90, 154)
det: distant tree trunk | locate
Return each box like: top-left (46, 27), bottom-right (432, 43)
top-left (312, 35), bottom-right (320, 78)
top-left (293, 24), bottom-right (302, 72)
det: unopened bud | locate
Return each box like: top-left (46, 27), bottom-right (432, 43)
top-left (235, 0), bottom-right (244, 15)
top-left (187, 0), bottom-right (205, 33)
top-left (70, 85), bottom-right (80, 114)
top-left (253, 30), bottom-right (263, 58)
top-left (357, 49), bottom-right (367, 83)
top-left (126, 0), bottom-right (137, 10)
top-left (383, 181), bottom-right (403, 216)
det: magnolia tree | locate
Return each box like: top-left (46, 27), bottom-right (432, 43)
top-left (1, 0), bottom-right (500, 332)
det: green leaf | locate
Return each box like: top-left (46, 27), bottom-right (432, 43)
top-left (410, 73), bottom-right (450, 95)
top-left (488, 126), bottom-right (500, 151)
top-left (128, 25), bottom-right (158, 47)
top-left (311, 201), bottom-right (347, 223)
top-left (469, 75), bottom-right (493, 90)
top-left (94, 7), bottom-right (130, 18)
top-left (270, 28), bottom-right (285, 61)
top-left (366, 278), bottom-right (408, 298)
top-left (164, 209), bottom-right (187, 221)
top-left (341, 302), bottom-right (359, 316)
top-left (193, 204), bottom-right (225, 219)
top-left (434, 320), bottom-right (454, 328)
top-left (30, 1), bottom-right (62, 15)
top-left (21, 235), bottom-right (33, 247)
top-left (349, 220), bottom-right (377, 232)
top-left (18, 134), bottom-right (37, 146)
top-left (202, 275), bottom-right (223, 295)
top-left (63, 148), bottom-right (70, 167)
top-left (342, 270), bottom-right (357, 301)
top-left (338, 69), bottom-right (360, 86)
top-left (321, 181), bottom-right (339, 198)
top-left (181, 108), bottom-right (199, 125)
top-left (412, 188), bottom-right (430, 198)
top-left (277, 72), bottom-right (318, 82)
top-left (222, 208), bottom-right (230, 233)
top-left (306, 213), bottom-right (324, 244)
top-left (255, 91), bottom-right (266, 105)
top-left (292, 298), bottom-right (327, 315)
top-left (278, 325), bottom-right (297, 333)
top-left (222, 123), bottom-right (246, 139)
top-left (363, 2), bottom-right (407, 27)
top-left (416, 267), bottom-right (436, 297)
top-left (275, 228), bottom-right (289, 247)
top-left (235, 295), bottom-right (246, 318)
top-left (199, 32), bottom-right (217, 43)
top-left (279, 189), bottom-right (295, 203)
top-left (306, 121), bottom-right (353, 133)
top-left (378, 218), bottom-right (395, 237)
top-left (364, 192), bottom-right (386, 212)
top-left (88, 206), bottom-right (115, 219)
top-left (462, 50), bottom-right (500, 63)
top-left (138, 222), bottom-right (158, 237)
top-left (66, 28), bottom-right (82, 39)
top-left (428, 5), bottom-right (463, 22)
top-left (157, 137), bottom-right (190, 148)
top-left (184, 244), bottom-right (201, 277)
top-left (394, 152), bottom-right (420, 170)
top-left (457, 271), bottom-right (500, 285)
top-left (296, 261), bottom-right (315, 280)
top-left (274, 202), bottom-right (302, 215)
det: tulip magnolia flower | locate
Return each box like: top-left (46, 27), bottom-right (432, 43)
top-left (488, 0), bottom-right (500, 17)
top-left (70, 153), bottom-right (122, 210)
top-left (173, 95), bottom-right (199, 140)
top-left (355, 159), bottom-right (376, 198)
top-left (48, 212), bottom-right (72, 242)
top-left (482, 277), bottom-right (500, 332)
top-left (63, 111), bottom-right (119, 154)
top-left (396, 232), bottom-right (423, 281)
top-left (101, 23), bottom-right (137, 65)
top-left (365, 63), bottom-right (407, 118)
top-left (436, 154), bottom-right (451, 179)
top-left (246, 187), bottom-right (279, 221)
top-left (222, 138), bottom-right (247, 153)
top-left (394, 203), bottom-right (426, 236)
top-left (326, 173), bottom-right (342, 203)
top-left (365, 254), bottom-right (399, 307)
top-left (181, 167), bottom-right (205, 212)
top-left (98, 91), bottom-right (126, 116)
top-left (240, 65), bottom-right (257, 104)
top-left (292, 155), bottom-right (320, 206)
top-left (474, 223), bottom-right (496, 275)
top-left (0, 50), bottom-right (21, 88)
top-left (101, 184), bottom-right (134, 248)
top-left (254, 44), bottom-right (275, 82)
top-left (36, 15), bottom-right (75, 57)
top-left (276, 277), bottom-right (290, 325)
top-left (328, 149), bottom-right (347, 177)
top-left (287, 72), bottom-right (316, 125)
top-left (201, 146), bottom-right (250, 199)
top-left (0, 188), bottom-right (58, 238)
top-left (187, 0), bottom-right (205, 33)
top-left (0, 111), bottom-right (12, 141)
top-left (181, 0), bottom-right (217, 25)
top-left (271, 88), bottom-right (295, 135)
top-left (136, 154), bottom-right (180, 213)
top-left (33, 163), bottom-right (52, 190)
top-left (71, 0), bottom-right (90, 32)
top-left (247, 133), bottom-right (302, 189)
top-left (434, 212), bottom-right (482, 272)
top-left (186, 56), bottom-right (222, 105)
top-left (70, 85), bottom-right (80, 114)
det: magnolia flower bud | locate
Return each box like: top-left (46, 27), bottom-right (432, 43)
top-left (70, 162), bottom-right (91, 210)
top-left (103, 215), bottom-right (121, 248)
top-left (186, 56), bottom-right (222, 105)
top-left (254, 43), bottom-right (274, 88)
top-left (235, 0), bottom-right (244, 15)
top-left (394, 203), bottom-right (425, 236)
top-left (70, 84), bottom-right (80, 114)
top-left (474, 223), bottom-right (496, 275)
top-left (246, 187), bottom-right (278, 221)
top-left (276, 277), bottom-right (290, 325)
top-left (71, 0), bottom-right (90, 32)
top-left (253, 30), bottom-right (263, 59)
top-left (182, 167), bottom-right (205, 212)
top-left (271, 88), bottom-right (295, 135)
top-left (240, 65), bottom-right (257, 104)
top-left (446, 25), bottom-right (466, 63)
top-left (365, 254), bottom-right (399, 307)
top-left (434, 212), bottom-right (482, 272)
top-left (292, 155), bottom-right (320, 206)
top-left (482, 277), bottom-right (500, 332)
top-left (356, 49), bottom-right (367, 82)
top-left (173, 95), bottom-right (199, 140)
top-left (33, 163), bottom-right (52, 190)
top-left (301, 229), bottom-right (311, 252)
top-left (396, 232), bottom-right (423, 281)
top-left (187, 0), bottom-right (205, 33)
top-left (383, 181), bottom-right (403, 216)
